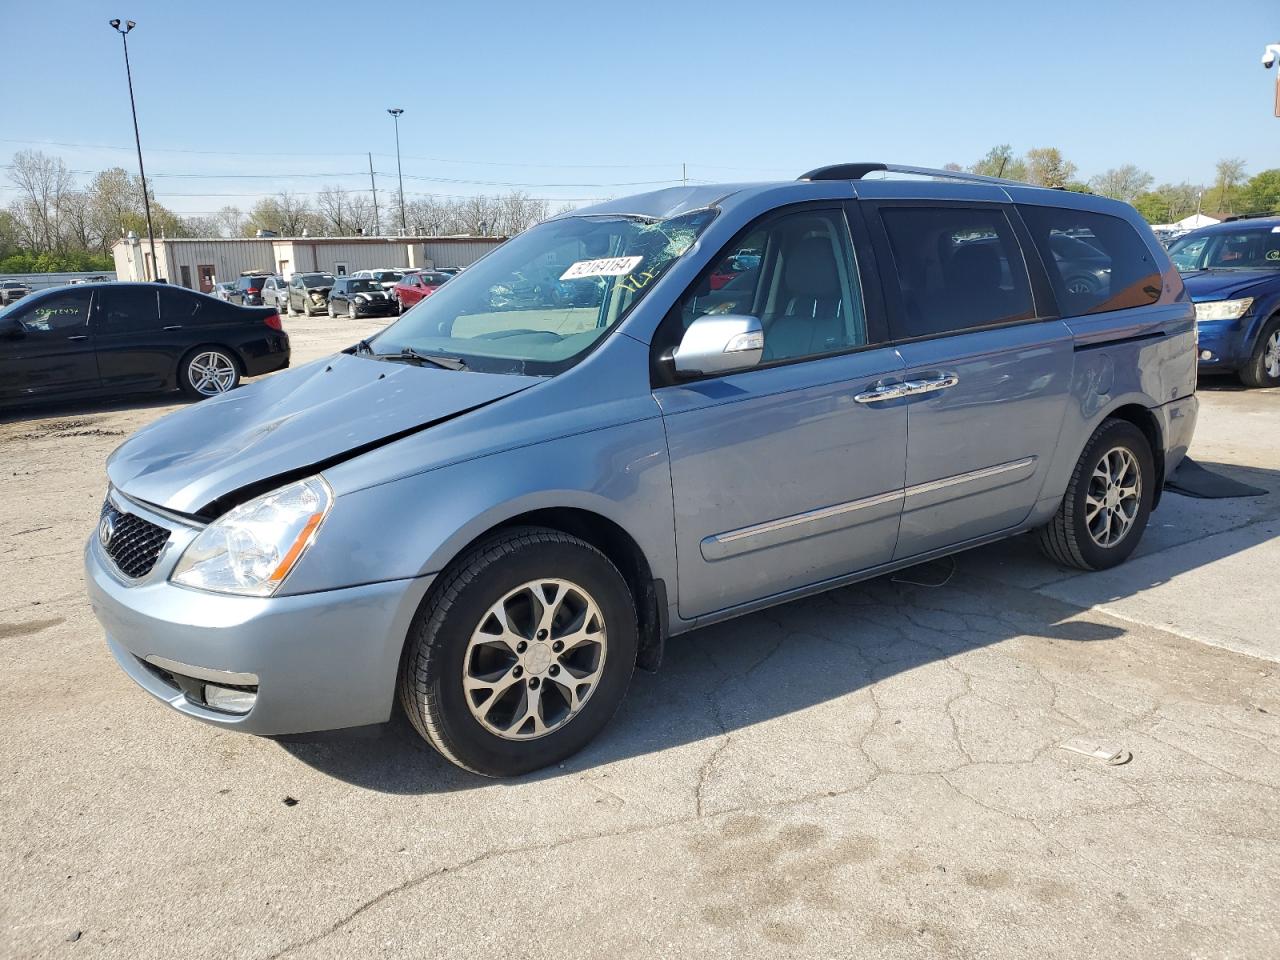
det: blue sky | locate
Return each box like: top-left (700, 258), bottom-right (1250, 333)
top-left (4, 0), bottom-right (1279, 215)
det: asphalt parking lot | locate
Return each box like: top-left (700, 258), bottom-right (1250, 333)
top-left (2, 318), bottom-right (1279, 959)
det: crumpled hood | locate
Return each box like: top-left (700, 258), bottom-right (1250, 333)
top-left (107, 353), bottom-right (538, 515)
top-left (1182, 269), bottom-right (1279, 302)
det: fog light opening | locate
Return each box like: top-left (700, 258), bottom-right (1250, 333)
top-left (202, 684), bottom-right (257, 715)
top-left (1200, 349), bottom-right (1214, 361)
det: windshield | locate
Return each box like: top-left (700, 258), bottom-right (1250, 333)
top-left (1169, 227), bottom-right (1280, 271)
top-left (365, 210), bottom-right (716, 374)
top-left (348, 279), bottom-right (380, 293)
top-left (301, 274), bottom-right (334, 287)
top-left (375, 271), bottom-right (403, 282)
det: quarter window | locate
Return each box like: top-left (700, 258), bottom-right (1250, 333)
top-left (1018, 205), bottom-right (1161, 317)
top-left (878, 206), bottom-right (1034, 339)
top-left (669, 209), bottom-right (867, 365)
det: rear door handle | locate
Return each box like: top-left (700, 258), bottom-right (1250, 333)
top-left (854, 382), bottom-right (908, 403)
top-left (163, 325), bottom-right (183, 331)
top-left (902, 374), bottom-right (960, 396)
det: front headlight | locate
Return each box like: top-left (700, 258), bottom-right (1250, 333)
top-left (355, 294), bottom-right (369, 302)
top-left (171, 477), bottom-right (332, 597)
top-left (1195, 297), bottom-right (1254, 321)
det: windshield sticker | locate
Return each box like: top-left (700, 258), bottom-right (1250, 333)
top-left (560, 256), bottom-right (643, 281)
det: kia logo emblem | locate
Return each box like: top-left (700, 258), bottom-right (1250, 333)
top-left (99, 514), bottom-right (116, 549)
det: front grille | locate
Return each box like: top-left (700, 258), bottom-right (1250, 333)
top-left (99, 500), bottom-right (170, 579)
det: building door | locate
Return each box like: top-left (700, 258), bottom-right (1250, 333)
top-left (179, 265), bottom-right (192, 289)
top-left (334, 262), bottom-right (348, 276)
top-left (277, 259), bottom-right (290, 280)
top-left (197, 265), bottom-right (215, 293)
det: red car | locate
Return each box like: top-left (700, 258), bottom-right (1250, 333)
top-left (392, 270), bottom-right (451, 312)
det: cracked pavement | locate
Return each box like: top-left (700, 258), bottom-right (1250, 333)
top-left (2, 323), bottom-right (1278, 959)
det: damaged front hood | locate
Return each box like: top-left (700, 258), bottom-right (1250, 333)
top-left (107, 353), bottom-right (538, 515)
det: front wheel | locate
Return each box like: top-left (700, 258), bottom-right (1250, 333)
top-left (398, 528), bottom-right (638, 777)
top-left (327, 302), bottom-right (336, 318)
top-left (178, 346), bottom-right (240, 400)
top-left (1037, 418), bottom-right (1154, 571)
top-left (1239, 316), bottom-right (1280, 389)
top-left (348, 302), bottom-right (357, 320)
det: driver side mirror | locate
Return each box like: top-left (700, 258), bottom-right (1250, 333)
top-left (0, 315), bottom-right (25, 340)
top-left (672, 314), bottom-right (764, 376)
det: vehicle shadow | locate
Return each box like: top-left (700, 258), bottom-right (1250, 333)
top-left (276, 459), bottom-right (1280, 794)
top-left (0, 393), bottom-right (181, 426)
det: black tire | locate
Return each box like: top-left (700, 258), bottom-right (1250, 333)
top-left (177, 345), bottom-right (241, 400)
top-left (1238, 315), bottom-right (1280, 389)
top-left (327, 301), bottom-right (336, 318)
top-left (398, 527), bottom-right (638, 777)
top-left (1037, 418), bottom-right (1154, 571)
top-left (348, 302), bottom-right (357, 320)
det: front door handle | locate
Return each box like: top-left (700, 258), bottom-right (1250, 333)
top-left (854, 382), bottom-right (908, 403)
top-left (163, 325), bottom-right (183, 331)
top-left (66, 335), bottom-right (89, 342)
top-left (902, 374), bottom-right (960, 396)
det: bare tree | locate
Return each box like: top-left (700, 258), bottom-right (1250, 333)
top-left (216, 206), bottom-right (245, 238)
top-left (1088, 165), bottom-right (1154, 204)
top-left (1025, 147), bottom-right (1077, 189)
top-left (244, 192), bottom-right (319, 236)
top-left (1212, 158), bottom-right (1248, 214)
top-left (8, 150), bottom-right (74, 253)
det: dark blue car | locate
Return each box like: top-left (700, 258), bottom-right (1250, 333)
top-left (1168, 216), bottom-right (1280, 387)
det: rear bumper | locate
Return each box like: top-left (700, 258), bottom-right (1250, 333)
top-left (1155, 393), bottom-right (1198, 481)
top-left (85, 531), bottom-right (433, 735)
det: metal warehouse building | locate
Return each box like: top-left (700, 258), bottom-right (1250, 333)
top-left (111, 234), bottom-right (506, 292)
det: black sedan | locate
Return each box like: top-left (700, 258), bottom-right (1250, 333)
top-left (326, 277), bottom-right (396, 319)
top-left (0, 282), bottom-right (290, 408)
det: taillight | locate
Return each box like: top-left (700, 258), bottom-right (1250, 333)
top-left (264, 313), bottom-right (282, 330)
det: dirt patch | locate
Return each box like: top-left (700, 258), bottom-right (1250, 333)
top-left (0, 617), bottom-right (65, 639)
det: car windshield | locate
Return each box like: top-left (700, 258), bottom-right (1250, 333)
top-left (301, 274), bottom-right (334, 287)
top-left (1169, 227), bottom-right (1280, 271)
top-left (366, 210), bottom-right (716, 374)
top-left (348, 279), bottom-right (379, 292)
top-left (375, 271), bottom-right (403, 281)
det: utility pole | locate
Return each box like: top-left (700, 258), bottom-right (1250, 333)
top-left (368, 152), bottom-right (380, 236)
top-left (109, 19), bottom-right (158, 281)
top-left (682, 162), bottom-right (687, 186)
top-left (1264, 43), bottom-right (1280, 117)
top-left (387, 108), bottom-right (407, 235)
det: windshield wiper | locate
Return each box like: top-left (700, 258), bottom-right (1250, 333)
top-left (376, 346), bottom-right (467, 370)
top-left (355, 338), bottom-right (376, 355)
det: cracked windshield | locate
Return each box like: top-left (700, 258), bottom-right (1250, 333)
top-left (368, 210), bottom-right (715, 373)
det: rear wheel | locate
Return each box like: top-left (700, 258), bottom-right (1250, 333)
top-left (178, 346), bottom-right (240, 400)
top-left (1239, 316), bottom-right (1280, 388)
top-left (1037, 418), bottom-right (1154, 571)
top-left (398, 528), bottom-right (637, 777)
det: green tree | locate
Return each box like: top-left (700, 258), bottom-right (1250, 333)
top-left (1024, 147), bottom-right (1077, 189)
top-left (970, 144), bottom-right (1027, 181)
top-left (1236, 169), bottom-right (1280, 215)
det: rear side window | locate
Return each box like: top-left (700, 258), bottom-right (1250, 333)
top-left (99, 287), bottom-right (159, 333)
top-left (878, 206), bottom-right (1034, 339)
top-left (1018, 206), bottom-right (1160, 317)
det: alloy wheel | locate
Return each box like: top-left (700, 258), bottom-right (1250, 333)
top-left (462, 578), bottom-right (607, 740)
top-left (1264, 329), bottom-right (1280, 380)
top-left (187, 351), bottom-right (236, 396)
top-left (1085, 446), bottom-right (1141, 548)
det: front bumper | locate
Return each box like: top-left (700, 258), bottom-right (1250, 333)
top-left (84, 502), bottom-right (433, 735)
top-left (353, 299), bottom-right (396, 316)
top-left (1195, 317), bottom-right (1248, 371)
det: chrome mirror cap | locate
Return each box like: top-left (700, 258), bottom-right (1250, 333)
top-left (672, 314), bottom-right (764, 376)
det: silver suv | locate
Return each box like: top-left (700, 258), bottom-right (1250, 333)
top-left (85, 163), bottom-right (1198, 776)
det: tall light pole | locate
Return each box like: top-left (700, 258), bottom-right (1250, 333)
top-left (109, 19), bottom-right (158, 281)
top-left (387, 108), bottom-right (407, 235)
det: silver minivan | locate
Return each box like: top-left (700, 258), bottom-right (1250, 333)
top-left (86, 163), bottom-right (1198, 776)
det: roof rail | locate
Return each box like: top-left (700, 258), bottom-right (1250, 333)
top-left (798, 162), bottom-right (1030, 188)
top-left (1221, 211), bottom-right (1278, 222)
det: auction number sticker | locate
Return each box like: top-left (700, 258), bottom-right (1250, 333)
top-left (560, 256), bottom-right (643, 281)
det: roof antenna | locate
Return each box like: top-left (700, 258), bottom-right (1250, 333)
top-left (997, 157), bottom-right (1008, 178)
